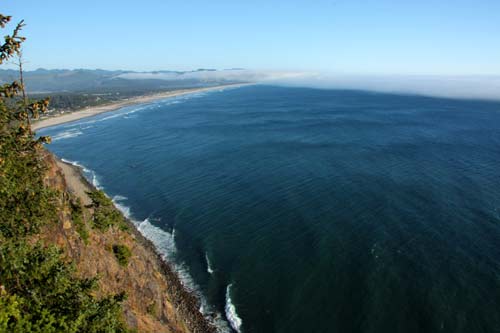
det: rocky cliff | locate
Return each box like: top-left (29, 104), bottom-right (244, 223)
top-left (39, 150), bottom-right (215, 333)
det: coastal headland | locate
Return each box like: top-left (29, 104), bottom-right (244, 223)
top-left (42, 151), bottom-right (218, 332)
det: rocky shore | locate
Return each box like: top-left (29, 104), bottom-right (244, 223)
top-left (42, 150), bottom-right (217, 333)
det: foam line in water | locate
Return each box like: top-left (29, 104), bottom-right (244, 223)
top-left (206, 252), bottom-right (215, 274)
top-left (57, 161), bottom-right (232, 332)
top-left (111, 197), bottom-right (231, 332)
top-left (112, 196), bottom-right (132, 219)
top-left (51, 129), bottom-right (83, 141)
top-left (113, 195), bottom-right (128, 201)
top-left (73, 92), bottom-right (212, 127)
top-left (225, 284), bottom-right (243, 333)
top-left (73, 104), bottom-right (153, 127)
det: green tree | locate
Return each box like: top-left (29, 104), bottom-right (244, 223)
top-left (0, 9), bottom-right (128, 332)
top-left (0, 241), bottom-right (127, 332)
top-left (0, 14), bottom-right (54, 239)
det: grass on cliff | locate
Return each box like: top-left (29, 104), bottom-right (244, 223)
top-left (0, 11), bottom-right (130, 332)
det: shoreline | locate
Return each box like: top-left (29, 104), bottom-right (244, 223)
top-left (56, 156), bottom-right (218, 332)
top-left (33, 83), bottom-right (251, 131)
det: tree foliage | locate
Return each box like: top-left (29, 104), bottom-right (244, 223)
top-left (0, 14), bottom-right (54, 239)
top-left (0, 10), bottom-right (128, 332)
top-left (0, 241), bottom-right (127, 333)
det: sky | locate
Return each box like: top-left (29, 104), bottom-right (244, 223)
top-left (3, 0), bottom-right (500, 75)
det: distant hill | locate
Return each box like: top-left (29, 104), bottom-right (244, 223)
top-left (0, 68), bottom-right (249, 93)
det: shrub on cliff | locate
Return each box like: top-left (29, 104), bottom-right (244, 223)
top-left (70, 197), bottom-right (89, 243)
top-left (113, 244), bottom-right (132, 266)
top-left (87, 190), bottom-right (124, 230)
top-left (0, 241), bottom-right (127, 332)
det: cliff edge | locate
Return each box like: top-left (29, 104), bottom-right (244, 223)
top-left (40, 150), bottom-right (215, 333)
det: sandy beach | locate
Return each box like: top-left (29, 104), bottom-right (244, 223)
top-left (32, 83), bottom-right (250, 131)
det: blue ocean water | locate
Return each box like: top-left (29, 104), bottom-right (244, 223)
top-left (39, 85), bottom-right (500, 333)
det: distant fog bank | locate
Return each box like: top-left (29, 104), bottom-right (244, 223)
top-left (271, 74), bottom-right (500, 101)
top-left (2, 68), bottom-right (499, 101)
top-left (122, 70), bottom-right (500, 101)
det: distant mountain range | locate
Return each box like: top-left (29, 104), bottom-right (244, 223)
top-left (0, 68), bottom-right (250, 93)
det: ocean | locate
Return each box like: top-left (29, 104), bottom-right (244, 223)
top-left (39, 85), bottom-right (500, 333)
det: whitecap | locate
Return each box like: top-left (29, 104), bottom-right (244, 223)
top-left (111, 201), bottom-right (231, 332)
top-left (90, 173), bottom-right (101, 189)
top-left (54, 87), bottom-right (240, 128)
top-left (98, 113), bottom-right (124, 122)
top-left (112, 200), bottom-right (132, 219)
top-left (135, 218), bottom-right (232, 332)
top-left (206, 252), bottom-right (215, 274)
top-left (51, 129), bottom-right (83, 141)
top-left (225, 284), bottom-right (243, 333)
top-left (56, 163), bottom-right (232, 332)
top-left (113, 195), bottom-right (128, 201)
top-left (73, 105), bottom-right (146, 126)
top-left (136, 218), bottom-right (178, 257)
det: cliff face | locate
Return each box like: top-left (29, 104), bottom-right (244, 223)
top-left (39, 151), bottom-right (214, 333)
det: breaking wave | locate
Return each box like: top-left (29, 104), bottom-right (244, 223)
top-left (225, 284), bottom-right (243, 333)
top-left (60, 158), bottom-right (102, 189)
top-left (206, 252), bottom-right (215, 274)
top-left (110, 195), bottom-right (231, 332)
top-left (51, 129), bottom-right (83, 141)
top-left (75, 89), bottom-right (224, 127)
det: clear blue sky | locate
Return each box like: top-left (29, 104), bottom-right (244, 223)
top-left (4, 0), bottom-right (500, 75)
